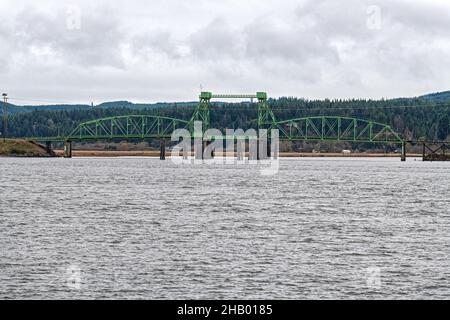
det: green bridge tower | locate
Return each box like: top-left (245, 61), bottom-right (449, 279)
top-left (189, 91), bottom-right (275, 132)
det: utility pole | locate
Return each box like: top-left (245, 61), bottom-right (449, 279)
top-left (2, 93), bottom-right (7, 142)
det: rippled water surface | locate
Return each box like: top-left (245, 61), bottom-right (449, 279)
top-left (0, 157), bottom-right (449, 299)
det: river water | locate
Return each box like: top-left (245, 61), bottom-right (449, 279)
top-left (0, 157), bottom-right (449, 299)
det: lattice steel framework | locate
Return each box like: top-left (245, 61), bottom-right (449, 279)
top-left (67, 115), bottom-right (189, 140)
top-left (188, 92), bottom-right (277, 132)
top-left (275, 116), bottom-right (403, 143)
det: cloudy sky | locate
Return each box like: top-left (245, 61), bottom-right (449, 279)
top-left (1, 0), bottom-right (450, 104)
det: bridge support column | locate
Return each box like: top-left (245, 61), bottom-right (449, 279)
top-left (401, 141), bottom-right (406, 162)
top-left (236, 140), bottom-right (244, 161)
top-left (45, 141), bottom-right (52, 154)
top-left (202, 141), bottom-right (215, 159)
top-left (195, 140), bottom-right (207, 160)
top-left (249, 138), bottom-right (258, 161)
top-left (258, 138), bottom-right (268, 160)
top-left (273, 135), bottom-right (279, 160)
top-left (203, 141), bottom-right (207, 159)
top-left (160, 139), bottom-right (166, 160)
top-left (194, 138), bottom-right (204, 160)
top-left (64, 141), bottom-right (72, 158)
top-left (422, 143), bottom-right (426, 161)
top-left (256, 140), bottom-right (260, 161)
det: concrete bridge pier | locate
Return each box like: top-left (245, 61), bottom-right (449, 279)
top-left (64, 141), bottom-right (72, 158)
top-left (422, 143), bottom-right (426, 161)
top-left (194, 138), bottom-right (204, 160)
top-left (45, 141), bottom-right (53, 154)
top-left (273, 139), bottom-right (279, 160)
top-left (249, 138), bottom-right (258, 161)
top-left (236, 141), bottom-right (244, 161)
top-left (257, 138), bottom-right (268, 160)
top-left (401, 141), bottom-right (406, 162)
top-left (194, 140), bottom-right (207, 160)
top-left (160, 139), bottom-right (166, 160)
top-left (203, 141), bottom-right (214, 159)
top-left (203, 141), bottom-right (208, 159)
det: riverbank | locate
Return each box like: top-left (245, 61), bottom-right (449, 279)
top-left (0, 139), bottom-right (420, 158)
top-left (0, 139), bottom-right (54, 157)
top-left (53, 150), bottom-right (420, 158)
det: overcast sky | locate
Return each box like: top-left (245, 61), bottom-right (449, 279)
top-left (1, 0), bottom-right (450, 104)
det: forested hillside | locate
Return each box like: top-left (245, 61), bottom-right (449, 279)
top-left (0, 100), bottom-right (197, 115)
top-left (420, 90), bottom-right (450, 103)
top-left (2, 97), bottom-right (449, 141)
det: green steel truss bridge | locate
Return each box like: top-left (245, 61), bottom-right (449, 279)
top-left (25, 91), bottom-right (406, 159)
top-left (68, 115), bottom-right (189, 140)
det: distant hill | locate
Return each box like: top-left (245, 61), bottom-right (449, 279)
top-left (0, 100), bottom-right (198, 115)
top-left (3, 103), bottom-right (93, 115)
top-left (419, 91), bottom-right (450, 103)
top-left (1, 90), bottom-right (450, 116)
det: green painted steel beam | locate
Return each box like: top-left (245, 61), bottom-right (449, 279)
top-left (199, 92), bottom-right (212, 100)
top-left (211, 94), bottom-right (258, 99)
top-left (66, 115), bottom-right (190, 141)
top-left (199, 92), bottom-right (267, 101)
top-left (275, 116), bottom-right (404, 144)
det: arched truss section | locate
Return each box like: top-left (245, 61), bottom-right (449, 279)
top-left (275, 116), bottom-right (403, 143)
top-left (67, 115), bottom-right (189, 140)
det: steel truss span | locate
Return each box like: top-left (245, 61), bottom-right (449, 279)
top-left (68, 115), bottom-right (189, 140)
top-left (275, 116), bottom-right (403, 143)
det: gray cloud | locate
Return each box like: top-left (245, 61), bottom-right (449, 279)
top-left (244, 19), bottom-right (340, 64)
top-left (131, 31), bottom-right (182, 59)
top-left (1, 0), bottom-right (450, 103)
top-left (8, 5), bottom-right (125, 69)
top-left (189, 17), bottom-right (244, 60)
